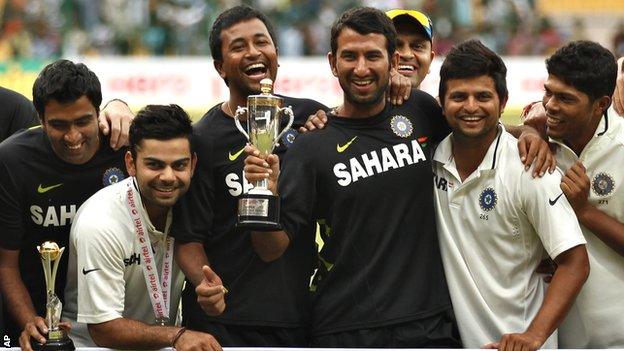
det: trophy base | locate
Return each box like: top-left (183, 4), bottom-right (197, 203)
top-left (237, 193), bottom-right (281, 231)
top-left (32, 335), bottom-right (75, 351)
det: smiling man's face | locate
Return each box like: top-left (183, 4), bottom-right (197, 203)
top-left (215, 18), bottom-right (279, 97)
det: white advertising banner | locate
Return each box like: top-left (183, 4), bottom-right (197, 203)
top-left (79, 56), bottom-right (548, 114)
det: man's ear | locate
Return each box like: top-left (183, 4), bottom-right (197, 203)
top-left (500, 95), bottom-right (509, 115)
top-left (328, 52), bottom-right (338, 77)
top-left (594, 95), bottom-right (612, 117)
top-left (125, 150), bottom-right (136, 177)
top-left (190, 152), bottom-right (198, 177)
top-left (428, 51), bottom-right (436, 74)
top-left (214, 60), bottom-right (226, 80)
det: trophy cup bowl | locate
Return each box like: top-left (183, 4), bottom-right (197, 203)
top-left (32, 241), bottom-right (75, 351)
top-left (233, 78), bottom-right (294, 230)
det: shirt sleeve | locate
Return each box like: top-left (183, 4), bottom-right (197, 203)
top-left (0, 148), bottom-right (25, 249)
top-left (73, 212), bottom-right (127, 324)
top-left (521, 169), bottom-right (587, 259)
top-left (279, 134), bottom-right (318, 241)
top-left (9, 97), bottom-right (39, 133)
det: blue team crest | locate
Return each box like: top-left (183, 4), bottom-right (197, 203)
top-left (390, 115), bottom-right (413, 138)
top-left (103, 167), bottom-right (125, 186)
top-left (592, 172), bottom-right (615, 196)
top-left (479, 187), bottom-right (497, 211)
top-left (281, 128), bottom-right (298, 147)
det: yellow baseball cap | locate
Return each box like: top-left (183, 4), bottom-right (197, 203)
top-left (386, 9), bottom-right (433, 41)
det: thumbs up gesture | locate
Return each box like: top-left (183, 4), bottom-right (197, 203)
top-left (195, 265), bottom-right (227, 316)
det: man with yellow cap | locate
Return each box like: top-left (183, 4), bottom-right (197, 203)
top-left (386, 9), bottom-right (435, 89)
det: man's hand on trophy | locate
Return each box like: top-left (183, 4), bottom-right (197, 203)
top-left (195, 265), bottom-right (227, 316)
top-left (387, 68), bottom-right (412, 106)
top-left (19, 316), bottom-right (71, 351)
top-left (99, 99), bottom-right (135, 150)
top-left (299, 109), bottom-right (328, 133)
top-left (20, 316), bottom-right (47, 350)
top-left (243, 145), bottom-right (280, 195)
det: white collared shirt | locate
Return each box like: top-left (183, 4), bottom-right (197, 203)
top-left (552, 111), bottom-right (624, 348)
top-left (62, 177), bottom-right (185, 347)
top-left (433, 125), bottom-right (585, 348)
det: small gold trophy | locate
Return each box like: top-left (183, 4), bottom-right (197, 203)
top-left (234, 78), bottom-right (294, 230)
top-left (32, 241), bottom-right (75, 351)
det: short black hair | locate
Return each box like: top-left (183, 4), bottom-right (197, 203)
top-left (32, 59), bottom-right (102, 120)
top-left (546, 40), bottom-right (616, 102)
top-left (439, 39), bottom-right (508, 105)
top-left (330, 7), bottom-right (397, 59)
top-left (209, 5), bottom-right (278, 62)
top-left (129, 104), bottom-right (193, 157)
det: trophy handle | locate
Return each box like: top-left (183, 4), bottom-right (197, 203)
top-left (233, 106), bottom-right (250, 141)
top-left (49, 247), bottom-right (64, 293)
top-left (273, 106), bottom-right (294, 150)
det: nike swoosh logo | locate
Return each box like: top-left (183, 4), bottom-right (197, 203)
top-left (337, 136), bottom-right (357, 153)
top-left (549, 192), bottom-right (564, 206)
top-left (82, 268), bottom-right (101, 275)
top-left (37, 183), bottom-right (63, 194)
top-left (228, 146), bottom-right (246, 161)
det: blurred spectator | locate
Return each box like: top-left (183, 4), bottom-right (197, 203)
top-left (613, 21), bottom-right (624, 58)
top-left (0, 0), bottom-right (617, 58)
top-left (570, 17), bottom-right (587, 42)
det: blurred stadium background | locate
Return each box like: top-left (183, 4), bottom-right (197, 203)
top-left (1, 0), bottom-right (624, 123)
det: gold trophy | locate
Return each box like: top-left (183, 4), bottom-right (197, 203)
top-left (32, 241), bottom-right (75, 351)
top-left (234, 78), bottom-right (294, 230)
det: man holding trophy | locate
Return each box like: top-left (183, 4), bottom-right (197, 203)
top-left (62, 104), bottom-right (222, 351)
top-left (0, 60), bottom-right (128, 349)
top-left (244, 8), bottom-right (461, 347)
top-left (169, 6), bottom-right (327, 346)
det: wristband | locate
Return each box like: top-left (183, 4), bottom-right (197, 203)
top-left (172, 327), bottom-right (187, 349)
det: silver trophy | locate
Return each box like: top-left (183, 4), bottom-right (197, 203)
top-left (233, 78), bottom-right (294, 230)
top-left (33, 241), bottom-right (75, 351)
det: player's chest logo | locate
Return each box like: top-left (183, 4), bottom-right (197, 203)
top-left (390, 115), bottom-right (413, 138)
top-left (592, 172), bottom-right (615, 197)
top-left (281, 128), bottom-right (298, 147)
top-left (103, 167), bottom-right (125, 186)
top-left (479, 187), bottom-right (497, 211)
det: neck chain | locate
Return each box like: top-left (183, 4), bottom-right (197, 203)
top-left (223, 101), bottom-right (235, 117)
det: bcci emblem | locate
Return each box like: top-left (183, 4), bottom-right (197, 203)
top-left (390, 115), bottom-right (413, 138)
top-left (479, 187), bottom-right (497, 211)
top-left (592, 172), bottom-right (615, 196)
top-left (103, 167), bottom-right (125, 186)
top-left (281, 128), bottom-right (298, 147)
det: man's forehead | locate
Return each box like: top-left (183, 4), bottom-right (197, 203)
top-left (545, 75), bottom-right (581, 94)
top-left (44, 96), bottom-right (97, 120)
top-left (396, 29), bottom-right (430, 43)
top-left (446, 76), bottom-right (497, 90)
top-left (337, 28), bottom-right (387, 51)
top-left (221, 18), bottom-right (270, 40)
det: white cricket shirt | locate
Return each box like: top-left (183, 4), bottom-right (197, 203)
top-left (433, 125), bottom-right (586, 348)
top-left (553, 111), bottom-right (624, 348)
top-left (62, 177), bottom-right (185, 347)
